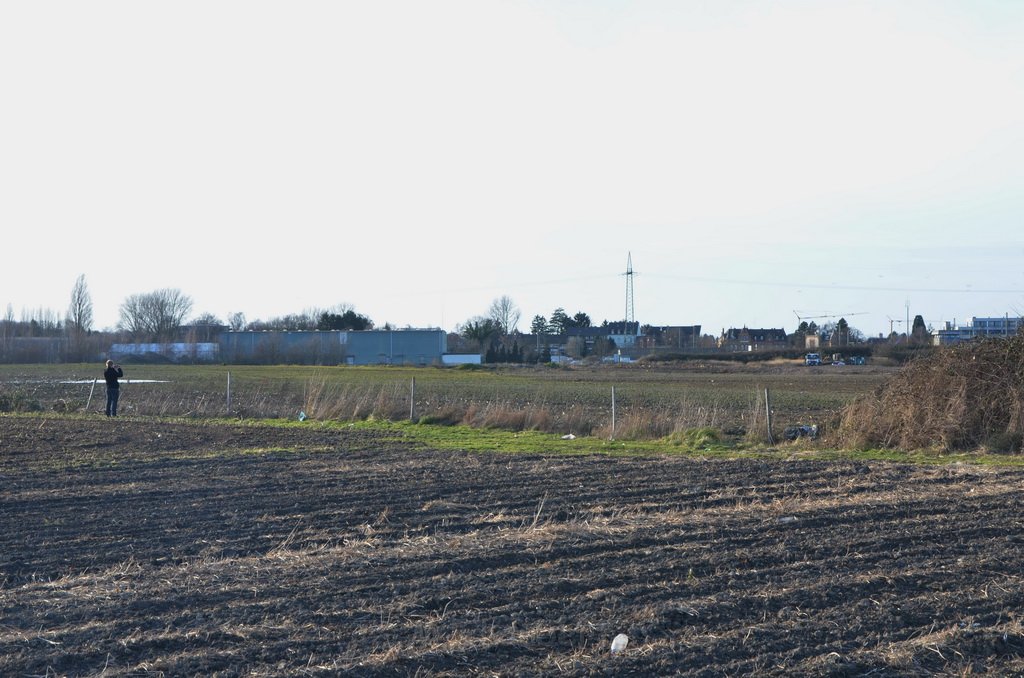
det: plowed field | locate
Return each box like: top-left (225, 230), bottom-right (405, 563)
top-left (3, 415), bottom-right (1024, 676)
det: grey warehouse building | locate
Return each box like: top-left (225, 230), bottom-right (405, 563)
top-left (219, 329), bottom-right (447, 365)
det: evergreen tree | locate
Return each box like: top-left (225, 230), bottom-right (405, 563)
top-left (317, 310), bottom-right (373, 331)
top-left (911, 314), bottom-right (929, 343)
top-left (572, 311), bottom-right (592, 328)
top-left (549, 308), bottom-right (571, 334)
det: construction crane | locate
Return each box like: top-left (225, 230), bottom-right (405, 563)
top-left (793, 310), bottom-right (868, 325)
top-left (794, 311), bottom-right (869, 350)
top-left (886, 316), bottom-right (905, 336)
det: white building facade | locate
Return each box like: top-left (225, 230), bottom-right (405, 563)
top-left (933, 316), bottom-right (1024, 345)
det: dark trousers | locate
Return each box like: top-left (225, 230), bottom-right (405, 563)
top-left (106, 388), bottom-right (120, 416)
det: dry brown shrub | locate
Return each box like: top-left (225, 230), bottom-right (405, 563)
top-left (836, 332), bottom-right (1024, 452)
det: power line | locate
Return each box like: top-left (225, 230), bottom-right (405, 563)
top-left (646, 272), bottom-right (1023, 295)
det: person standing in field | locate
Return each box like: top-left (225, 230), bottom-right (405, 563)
top-left (103, 359), bottom-right (124, 417)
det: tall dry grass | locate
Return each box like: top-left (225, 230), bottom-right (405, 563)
top-left (302, 373), bottom-right (409, 421)
top-left (19, 366), bottom-right (837, 444)
top-left (295, 374), bottom-right (757, 442)
top-left (742, 389), bottom-right (772, 444)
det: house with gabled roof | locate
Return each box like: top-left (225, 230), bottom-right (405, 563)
top-left (718, 326), bottom-right (789, 352)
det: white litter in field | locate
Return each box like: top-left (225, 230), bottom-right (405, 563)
top-left (62, 379), bottom-right (169, 384)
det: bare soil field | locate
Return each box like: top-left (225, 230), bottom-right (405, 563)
top-left (3, 415), bottom-right (1024, 676)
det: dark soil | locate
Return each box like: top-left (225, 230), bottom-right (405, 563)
top-left (3, 415), bottom-right (1024, 676)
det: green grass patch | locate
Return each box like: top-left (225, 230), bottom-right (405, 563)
top-left (349, 419), bottom-right (748, 458)
top-left (328, 419), bottom-right (1024, 465)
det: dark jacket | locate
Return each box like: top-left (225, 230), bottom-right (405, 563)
top-left (104, 366), bottom-right (123, 389)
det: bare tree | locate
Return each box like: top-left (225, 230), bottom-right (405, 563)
top-left (66, 274), bottom-right (94, 336)
top-left (188, 313), bottom-right (223, 342)
top-left (119, 295), bottom-right (147, 338)
top-left (66, 274), bottom-right (94, 361)
top-left (191, 312), bottom-right (223, 326)
top-left (488, 295), bottom-right (521, 335)
top-left (21, 307), bottom-right (62, 336)
top-left (227, 311), bottom-right (247, 331)
top-left (0, 303), bottom-right (11, 360)
top-left (118, 288), bottom-right (193, 342)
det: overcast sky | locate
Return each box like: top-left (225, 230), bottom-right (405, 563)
top-left (3, 1), bottom-right (1023, 338)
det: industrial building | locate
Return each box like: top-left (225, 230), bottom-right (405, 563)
top-left (219, 329), bottom-right (447, 365)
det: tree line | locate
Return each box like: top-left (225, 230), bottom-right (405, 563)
top-left (1, 275), bottom-right (376, 348)
top-left (4, 277), bottom-right (930, 365)
top-left (455, 296), bottom-right (626, 364)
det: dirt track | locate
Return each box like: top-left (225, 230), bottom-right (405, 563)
top-left (3, 415), bottom-right (1024, 676)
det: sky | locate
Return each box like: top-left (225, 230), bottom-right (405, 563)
top-left (2, 1), bottom-right (1023, 338)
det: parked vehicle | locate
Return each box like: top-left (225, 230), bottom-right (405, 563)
top-left (804, 353), bottom-right (821, 366)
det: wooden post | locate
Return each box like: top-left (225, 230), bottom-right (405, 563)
top-left (611, 386), bottom-right (616, 440)
top-left (86, 378), bottom-right (97, 411)
top-left (410, 377), bottom-right (416, 422)
top-left (765, 387), bottom-right (775, 445)
top-left (226, 371), bottom-right (232, 412)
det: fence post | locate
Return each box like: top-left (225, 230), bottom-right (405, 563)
top-left (86, 378), bottom-right (97, 411)
top-left (764, 387), bottom-right (775, 445)
top-left (611, 385), bottom-right (616, 440)
top-left (410, 377), bottom-right (416, 422)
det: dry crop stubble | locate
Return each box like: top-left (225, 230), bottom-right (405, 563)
top-left (5, 416), bottom-right (1024, 674)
